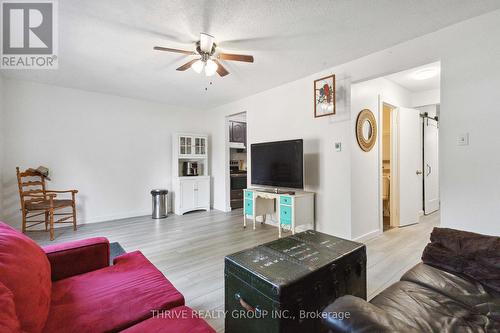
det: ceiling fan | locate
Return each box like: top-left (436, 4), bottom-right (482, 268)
top-left (154, 33), bottom-right (254, 77)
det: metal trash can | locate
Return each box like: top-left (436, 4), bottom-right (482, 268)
top-left (151, 189), bottom-right (168, 219)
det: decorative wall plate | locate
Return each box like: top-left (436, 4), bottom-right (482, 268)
top-left (356, 109), bottom-right (377, 152)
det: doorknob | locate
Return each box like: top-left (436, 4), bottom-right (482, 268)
top-left (416, 170), bottom-right (423, 175)
top-left (426, 164), bottom-right (432, 176)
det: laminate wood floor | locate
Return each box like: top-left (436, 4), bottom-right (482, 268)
top-left (30, 209), bottom-right (439, 332)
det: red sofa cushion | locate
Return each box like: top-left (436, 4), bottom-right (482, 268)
top-left (121, 306), bottom-right (216, 333)
top-left (0, 282), bottom-right (22, 333)
top-left (0, 222), bottom-right (51, 333)
top-left (43, 251), bottom-right (185, 333)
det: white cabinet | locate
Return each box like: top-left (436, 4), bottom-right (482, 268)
top-left (172, 133), bottom-right (210, 215)
top-left (176, 177), bottom-right (210, 215)
top-left (180, 179), bottom-right (196, 210)
top-left (195, 178), bottom-right (210, 205)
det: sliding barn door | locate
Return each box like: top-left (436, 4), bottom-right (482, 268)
top-left (424, 118), bottom-right (440, 214)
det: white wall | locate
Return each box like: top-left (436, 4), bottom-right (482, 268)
top-left (208, 9), bottom-right (500, 238)
top-left (211, 77), bottom-right (353, 237)
top-left (1, 79), bottom-right (208, 227)
top-left (440, 26), bottom-right (500, 236)
top-left (350, 78), bottom-right (411, 240)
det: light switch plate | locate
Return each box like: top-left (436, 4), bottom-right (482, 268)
top-left (457, 133), bottom-right (469, 146)
top-left (335, 142), bottom-right (342, 152)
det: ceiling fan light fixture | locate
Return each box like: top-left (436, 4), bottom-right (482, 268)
top-left (205, 59), bottom-right (218, 76)
top-left (191, 59), bottom-right (204, 74)
top-left (155, 32), bottom-right (253, 78)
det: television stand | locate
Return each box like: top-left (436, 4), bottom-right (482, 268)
top-left (243, 188), bottom-right (315, 238)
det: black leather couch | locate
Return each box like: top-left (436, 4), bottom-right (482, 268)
top-left (322, 228), bottom-right (500, 333)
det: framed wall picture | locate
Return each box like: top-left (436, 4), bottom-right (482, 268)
top-left (314, 74), bottom-right (336, 118)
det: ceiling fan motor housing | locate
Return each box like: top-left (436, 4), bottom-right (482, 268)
top-left (196, 41), bottom-right (217, 58)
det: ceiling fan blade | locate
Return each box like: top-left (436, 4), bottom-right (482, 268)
top-left (214, 60), bottom-right (229, 77)
top-left (154, 46), bottom-right (195, 55)
top-left (218, 53), bottom-right (254, 63)
top-left (199, 33), bottom-right (214, 53)
top-left (176, 59), bottom-right (198, 71)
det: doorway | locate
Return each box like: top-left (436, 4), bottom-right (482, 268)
top-left (350, 62), bottom-right (440, 238)
top-left (381, 104), bottom-right (395, 231)
top-left (380, 63), bottom-right (440, 232)
top-left (224, 112), bottom-right (248, 212)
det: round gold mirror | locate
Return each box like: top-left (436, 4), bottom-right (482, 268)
top-left (356, 109), bottom-right (377, 152)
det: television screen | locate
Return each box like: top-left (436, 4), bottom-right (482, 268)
top-left (251, 139), bottom-right (303, 189)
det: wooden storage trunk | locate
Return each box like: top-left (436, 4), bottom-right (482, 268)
top-left (224, 230), bottom-right (366, 333)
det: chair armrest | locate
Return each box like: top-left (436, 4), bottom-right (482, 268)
top-left (43, 237), bottom-right (110, 281)
top-left (322, 296), bottom-right (419, 333)
top-left (45, 190), bottom-right (78, 194)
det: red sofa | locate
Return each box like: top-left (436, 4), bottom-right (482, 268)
top-left (0, 222), bottom-right (215, 333)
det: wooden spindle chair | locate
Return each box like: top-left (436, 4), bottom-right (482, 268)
top-left (16, 167), bottom-right (78, 241)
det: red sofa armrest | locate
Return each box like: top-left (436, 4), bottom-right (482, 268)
top-left (43, 237), bottom-right (110, 281)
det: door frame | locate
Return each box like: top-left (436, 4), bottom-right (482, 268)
top-left (391, 106), bottom-right (400, 228)
top-left (379, 102), bottom-right (400, 232)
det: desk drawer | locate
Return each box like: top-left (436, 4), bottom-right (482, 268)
top-left (244, 190), bottom-right (253, 199)
top-left (280, 196), bottom-right (292, 205)
top-left (280, 205), bottom-right (292, 222)
top-left (245, 199), bottom-right (253, 215)
top-left (280, 218), bottom-right (291, 226)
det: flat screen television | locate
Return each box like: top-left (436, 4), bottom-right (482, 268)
top-left (251, 139), bottom-right (303, 189)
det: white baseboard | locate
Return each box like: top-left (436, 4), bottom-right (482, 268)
top-left (353, 229), bottom-right (381, 243)
top-left (1, 210), bottom-right (152, 230)
top-left (80, 210), bottom-right (150, 224)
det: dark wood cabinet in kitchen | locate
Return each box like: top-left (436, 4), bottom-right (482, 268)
top-left (229, 121), bottom-right (246, 145)
top-left (230, 190), bottom-right (244, 209)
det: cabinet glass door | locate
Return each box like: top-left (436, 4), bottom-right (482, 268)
top-left (180, 136), bottom-right (192, 155)
top-left (195, 137), bottom-right (206, 155)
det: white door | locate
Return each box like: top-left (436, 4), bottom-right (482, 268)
top-left (398, 107), bottom-right (422, 226)
top-left (424, 119), bottom-right (439, 214)
top-left (180, 179), bottom-right (195, 210)
top-left (195, 179), bottom-right (210, 208)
